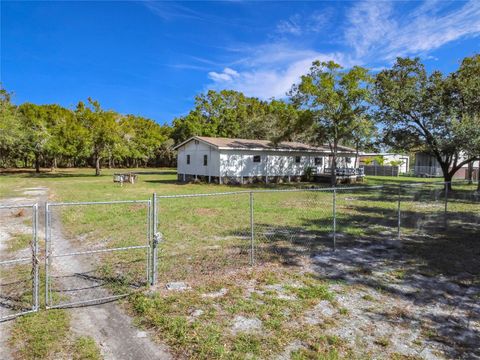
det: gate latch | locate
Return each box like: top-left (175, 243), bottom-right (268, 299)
top-left (153, 232), bottom-right (163, 246)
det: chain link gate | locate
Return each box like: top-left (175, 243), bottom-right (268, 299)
top-left (45, 200), bottom-right (153, 309)
top-left (0, 204), bottom-right (39, 321)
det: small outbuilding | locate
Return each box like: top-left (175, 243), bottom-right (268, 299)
top-left (359, 153), bottom-right (410, 174)
top-left (173, 136), bottom-right (358, 184)
top-left (414, 152), bottom-right (480, 178)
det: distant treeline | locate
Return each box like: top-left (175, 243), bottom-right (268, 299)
top-left (0, 95), bottom-right (177, 174)
top-left (0, 89), bottom-right (312, 175)
top-left (1, 53), bottom-right (479, 183)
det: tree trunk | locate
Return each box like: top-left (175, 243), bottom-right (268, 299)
top-left (443, 169), bottom-right (453, 191)
top-left (331, 143), bottom-right (337, 186)
top-left (95, 155), bottom-right (101, 176)
top-left (467, 162), bottom-right (473, 184)
top-left (34, 153), bottom-right (40, 173)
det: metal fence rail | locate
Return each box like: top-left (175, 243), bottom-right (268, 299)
top-left (0, 204), bottom-right (39, 321)
top-left (45, 200), bottom-right (152, 309)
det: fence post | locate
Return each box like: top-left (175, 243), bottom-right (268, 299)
top-left (32, 204), bottom-right (39, 311)
top-left (397, 185), bottom-right (401, 240)
top-left (249, 192), bottom-right (255, 266)
top-left (444, 182), bottom-right (449, 229)
top-left (333, 188), bottom-right (337, 251)
top-left (44, 203), bottom-right (50, 308)
top-left (151, 193), bottom-right (158, 286)
top-left (146, 200), bottom-right (151, 286)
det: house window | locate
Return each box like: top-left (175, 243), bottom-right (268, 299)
top-left (345, 157), bottom-right (352, 164)
top-left (186, 155), bottom-right (190, 165)
top-left (203, 154), bottom-right (208, 166)
top-left (253, 155), bottom-right (261, 163)
top-left (315, 157), bottom-right (323, 166)
top-left (295, 156), bottom-right (301, 163)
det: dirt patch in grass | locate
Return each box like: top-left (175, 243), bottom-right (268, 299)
top-left (312, 238), bottom-right (480, 359)
top-left (135, 228), bottom-right (480, 359)
top-left (12, 209), bottom-right (26, 218)
top-left (130, 265), bottom-right (352, 359)
top-left (194, 208), bottom-right (220, 216)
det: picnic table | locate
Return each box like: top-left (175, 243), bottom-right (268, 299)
top-left (113, 173), bottom-right (138, 185)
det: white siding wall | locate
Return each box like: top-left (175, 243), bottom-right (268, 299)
top-left (177, 141), bottom-right (220, 177)
top-left (383, 155), bottom-right (410, 174)
top-left (219, 150), bottom-right (329, 177)
top-left (176, 140), bottom-right (357, 179)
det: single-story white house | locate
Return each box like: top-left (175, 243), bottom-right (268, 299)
top-left (173, 136), bottom-right (358, 183)
top-left (360, 153), bottom-right (410, 174)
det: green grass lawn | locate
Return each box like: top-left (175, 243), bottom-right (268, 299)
top-left (1, 168), bottom-right (478, 359)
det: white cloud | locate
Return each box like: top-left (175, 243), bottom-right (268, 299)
top-left (275, 10), bottom-right (332, 36)
top-left (345, 0), bottom-right (480, 62)
top-left (207, 44), bottom-right (347, 99)
top-left (208, 67), bottom-right (240, 82)
top-left (276, 14), bottom-right (303, 35)
top-left (223, 68), bottom-right (240, 77)
top-left (143, 1), bottom-right (203, 21)
top-left (207, 1), bottom-right (480, 99)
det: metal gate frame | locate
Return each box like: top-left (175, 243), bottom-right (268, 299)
top-left (45, 200), bottom-right (153, 309)
top-left (0, 204), bottom-right (39, 322)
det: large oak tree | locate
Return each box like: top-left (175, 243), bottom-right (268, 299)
top-left (288, 60), bottom-right (372, 185)
top-left (374, 56), bottom-right (479, 189)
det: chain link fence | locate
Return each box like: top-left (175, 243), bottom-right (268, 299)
top-left (1, 181), bottom-right (478, 318)
top-left (400, 182), bottom-right (448, 238)
top-left (0, 204), bottom-right (39, 321)
top-left (398, 181), bottom-right (480, 277)
top-left (155, 192), bottom-right (251, 284)
top-left (45, 200), bottom-right (151, 308)
top-left (153, 181), bottom-right (479, 286)
top-left (251, 188), bottom-right (333, 267)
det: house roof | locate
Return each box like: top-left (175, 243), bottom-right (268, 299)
top-left (361, 152), bottom-right (409, 157)
top-left (173, 136), bottom-right (356, 154)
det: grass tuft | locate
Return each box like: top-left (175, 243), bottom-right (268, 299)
top-left (72, 336), bottom-right (102, 360)
top-left (9, 310), bottom-right (70, 359)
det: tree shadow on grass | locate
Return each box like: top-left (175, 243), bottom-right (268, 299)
top-left (144, 179), bottom-right (187, 185)
top-left (219, 204), bottom-right (480, 357)
top-left (0, 276), bottom-right (33, 318)
top-left (133, 171), bottom-right (177, 176)
top-left (0, 171), bottom-right (96, 178)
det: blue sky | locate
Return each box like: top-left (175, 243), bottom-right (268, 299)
top-left (2, 1), bottom-right (479, 124)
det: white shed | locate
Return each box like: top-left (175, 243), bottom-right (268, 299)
top-left (360, 153), bottom-right (410, 174)
top-left (173, 136), bottom-right (357, 184)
